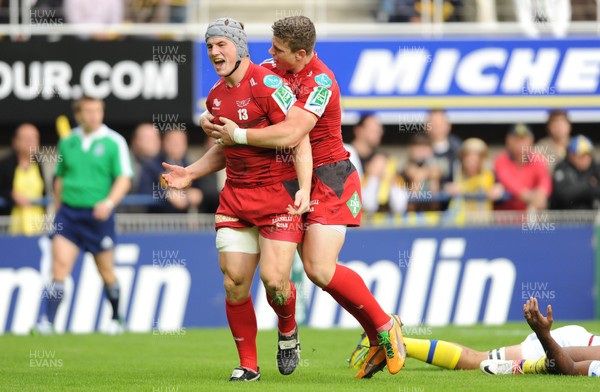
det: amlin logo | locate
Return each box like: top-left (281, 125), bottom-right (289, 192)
top-left (0, 238), bottom-right (191, 335)
top-left (255, 238), bottom-right (516, 329)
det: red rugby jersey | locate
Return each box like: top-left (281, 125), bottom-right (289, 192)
top-left (207, 62), bottom-right (297, 187)
top-left (262, 53), bottom-right (350, 168)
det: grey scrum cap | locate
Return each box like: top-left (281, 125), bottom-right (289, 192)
top-left (205, 17), bottom-right (249, 62)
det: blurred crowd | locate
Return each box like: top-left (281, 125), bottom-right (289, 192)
top-left (343, 109), bottom-right (600, 222)
top-left (377, 0), bottom-right (597, 23)
top-left (0, 0), bottom-right (188, 32)
top-left (1, 107), bottom-right (599, 235)
top-left (1, 0), bottom-right (597, 34)
top-left (0, 122), bottom-right (222, 235)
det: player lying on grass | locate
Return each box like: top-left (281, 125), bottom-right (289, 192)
top-left (163, 17), bottom-right (311, 382)
top-left (348, 321), bottom-right (598, 375)
top-left (481, 297), bottom-right (600, 376)
top-left (205, 15), bottom-right (406, 380)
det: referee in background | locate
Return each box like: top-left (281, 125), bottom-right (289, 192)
top-left (34, 96), bottom-right (133, 335)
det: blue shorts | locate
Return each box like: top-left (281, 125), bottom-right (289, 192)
top-left (52, 204), bottom-right (116, 255)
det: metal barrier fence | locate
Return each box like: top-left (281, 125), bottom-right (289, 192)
top-left (0, 210), bottom-right (596, 235)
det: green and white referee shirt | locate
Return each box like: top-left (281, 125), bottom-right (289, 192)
top-left (55, 125), bottom-right (133, 208)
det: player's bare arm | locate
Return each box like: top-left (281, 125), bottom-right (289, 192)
top-left (93, 176), bottom-right (131, 221)
top-left (287, 134), bottom-right (312, 215)
top-left (162, 144), bottom-right (226, 190)
top-left (524, 297), bottom-right (576, 375)
top-left (214, 106), bottom-right (317, 148)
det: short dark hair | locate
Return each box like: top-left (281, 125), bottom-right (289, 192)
top-left (546, 109), bottom-right (569, 125)
top-left (12, 123), bottom-right (37, 140)
top-left (409, 133), bottom-right (431, 146)
top-left (72, 96), bottom-right (104, 114)
top-left (161, 128), bottom-right (187, 141)
top-left (272, 16), bottom-right (316, 54)
top-left (355, 112), bottom-right (377, 128)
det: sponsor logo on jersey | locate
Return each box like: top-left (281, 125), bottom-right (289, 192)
top-left (272, 85), bottom-right (296, 114)
top-left (263, 75), bottom-right (283, 89)
top-left (213, 98), bottom-right (221, 107)
top-left (215, 214), bottom-right (239, 223)
top-left (250, 78), bottom-right (257, 86)
top-left (93, 144), bottom-right (104, 156)
top-left (100, 236), bottom-right (114, 250)
top-left (346, 191), bottom-right (362, 218)
top-left (314, 73), bottom-right (332, 88)
top-left (236, 98), bottom-right (251, 108)
top-left (304, 86), bottom-right (331, 116)
top-left (271, 214), bottom-right (293, 229)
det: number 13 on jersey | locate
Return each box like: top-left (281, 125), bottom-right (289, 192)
top-left (238, 108), bottom-right (248, 120)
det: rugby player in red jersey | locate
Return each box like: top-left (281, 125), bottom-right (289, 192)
top-left (162, 17), bottom-right (311, 382)
top-left (206, 16), bottom-right (406, 379)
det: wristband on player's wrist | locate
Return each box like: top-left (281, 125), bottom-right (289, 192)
top-left (233, 128), bottom-right (248, 145)
top-left (104, 199), bottom-right (115, 209)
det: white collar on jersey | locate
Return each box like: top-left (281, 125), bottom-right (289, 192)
top-left (72, 124), bottom-right (109, 152)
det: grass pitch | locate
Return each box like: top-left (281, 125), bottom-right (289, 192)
top-left (2, 322), bottom-right (600, 391)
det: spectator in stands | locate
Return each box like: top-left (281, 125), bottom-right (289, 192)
top-left (513, 0), bottom-right (571, 37)
top-left (64, 0), bottom-right (124, 40)
top-left (130, 123), bottom-right (161, 194)
top-left (461, 0), bottom-right (517, 22)
top-left (551, 135), bottom-right (600, 210)
top-left (399, 134), bottom-right (441, 212)
top-left (344, 112), bottom-right (383, 179)
top-left (378, 0), bottom-right (464, 23)
top-left (535, 109), bottom-right (571, 174)
top-left (29, 0), bottom-right (65, 31)
top-left (168, 0), bottom-right (187, 23)
top-left (119, 123), bottom-right (161, 213)
top-left (426, 108), bottom-right (461, 211)
top-left (127, 0), bottom-right (166, 23)
top-left (445, 138), bottom-right (504, 221)
top-left (494, 124), bottom-right (552, 211)
top-left (344, 113), bottom-right (406, 214)
top-left (0, 123), bottom-right (47, 235)
top-left (426, 109), bottom-right (461, 186)
top-left (571, 0), bottom-right (598, 21)
top-left (138, 128), bottom-right (205, 213)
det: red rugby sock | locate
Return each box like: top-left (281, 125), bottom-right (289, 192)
top-left (324, 264), bottom-right (392, 335)
top-left (327, 287), bottom-right (379, 345)
top-left (266, 280), bottom-right (297, 335)
top-left (226, 296), bottom-right (258, 372)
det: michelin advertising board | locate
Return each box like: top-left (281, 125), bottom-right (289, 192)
top-left (195, 38), bottom-right (600, 123)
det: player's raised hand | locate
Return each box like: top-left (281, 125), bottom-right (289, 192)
top-left (524, 297), bottom-right (553, 335)
top-left (200, 111), bottom-right (216, 137)
top-left (212, 117), bottom-right (238, 146)
top-left (287, 188), bottom-right (310, 215)
top-left (162, 162), bottom-right (192, 189)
